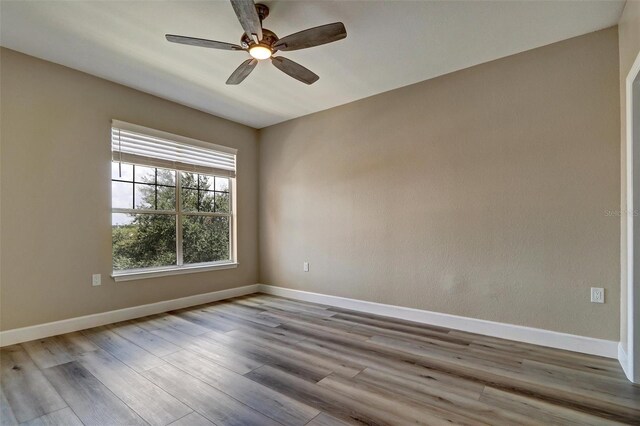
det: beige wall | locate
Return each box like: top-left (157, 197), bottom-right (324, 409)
top-left (0, 26), bottom-right (625, 340)
top-left (0, 48), bottom-right (259, 331)
top-left (619, 0), bottom-right (640, 355)
top-left (259, 28), bottom-right (621, 340)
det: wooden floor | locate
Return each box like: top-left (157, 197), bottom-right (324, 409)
top-left (1, 294), bottom-right (639, 425)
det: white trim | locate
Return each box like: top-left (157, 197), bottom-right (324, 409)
top-left (624, 49), bottom-right (640, 383)
top-left (0, 284), bottom-right (259, 347)
top-left (0, 282), bottom-right (620, 360)
top-left (619, 342), bottom-right (631, 380)
top-left (259, 285), bottom-right (618, 359)
top-left (112, 262), bottom-right (238, 282)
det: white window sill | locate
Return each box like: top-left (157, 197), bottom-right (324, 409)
top-left (112, 262), bottom-right (238, 282)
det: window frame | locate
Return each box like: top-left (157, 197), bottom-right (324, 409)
top-left (109, 126), bottom-right (238, 282)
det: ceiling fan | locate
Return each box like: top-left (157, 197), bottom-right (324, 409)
top-left (165, 0), bottom-right (347, 85)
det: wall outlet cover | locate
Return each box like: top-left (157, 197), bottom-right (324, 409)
top-left (92, 274), bottom-right (102, 286)
top-left (590, 287), bottom-right (604, 303)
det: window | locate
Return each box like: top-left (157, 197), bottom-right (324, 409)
top-left (110, 121), bottom-right (237, 280)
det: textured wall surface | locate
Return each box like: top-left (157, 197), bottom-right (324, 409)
top-left (0, 48), bottom-right (259, 330)
top-left (259, 28), bottom-right (621, 340)
top-left (618, 0), bottom-right (640, 354)
top-left (0, 27), bottom-right (624, 340)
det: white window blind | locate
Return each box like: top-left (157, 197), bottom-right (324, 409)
top-left (111, 120), bottom-right (237, 178)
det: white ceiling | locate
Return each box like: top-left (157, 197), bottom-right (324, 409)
top-left (0, 0), bottom-right (625, 128)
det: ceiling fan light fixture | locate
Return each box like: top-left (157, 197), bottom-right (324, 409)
top-left (166, 1), bottom-right (347, 85)
top-left (249, 44), bottom-right (272, 60)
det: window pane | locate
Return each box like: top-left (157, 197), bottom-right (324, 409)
top-left (157, 168), bottom-right (175, 186)
top-left (157, 186), bottom-right (176, 211)
top-left (198, 174), bottom-right (215, 191)
top-left (199, 191), bottom-right (215, 212)
top-left (181, 188), bottom-right (198, 211)
top-left (135, 165), bottom-right (156, 184)
top-left (215, 191), bottom-right (230, 213)
top-left (181, 172), bottom-right (197, 189)
top-left (112, 213), bottom-right (177, 271)
top-left (112, 162), bottom-right (133, 181)
top-left (215, 177), bottom-right (229, 192)
top-left (183, 215), bottom-right (230, 264)
top-left (134, 184), bottom-right (155, 209)
top-left (112, 181), bottom-right (133, 209)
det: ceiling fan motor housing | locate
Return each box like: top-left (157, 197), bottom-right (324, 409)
top-left (241, 28), bottom-right (279, 50)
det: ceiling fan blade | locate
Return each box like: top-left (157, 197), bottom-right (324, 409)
top-left (230, 0), bottom-right (263, 42)
top-left (271, 56), bottom-right (319, 85)
top-left (273, 22), bottom-right (346, 51)
top-left (226, 58), bottom-right (258, 85)
top-left (166, 34), bottom-right (244, 51)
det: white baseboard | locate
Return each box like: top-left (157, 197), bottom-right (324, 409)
top-left (258, 284), bottom-right (618, 359)
top-left (619, 342), bottom-right (631, 379)
top-left (0, 284), bottom-right (259, 347)
top-left (0, 283), bottom-right (620, 361)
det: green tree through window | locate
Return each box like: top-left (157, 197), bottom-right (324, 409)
top-left (112, 163), bottom-right (231, 271)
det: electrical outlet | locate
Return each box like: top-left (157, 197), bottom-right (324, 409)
top-left (92, 274), bottom-right (102, 287)
top-left (590, 287), bottom-right (604, 303)
top-left (303, 262), bottom-right (309, 272)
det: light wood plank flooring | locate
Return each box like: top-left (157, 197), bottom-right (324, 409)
top-left (1, 293), bottom-right (639, 425)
